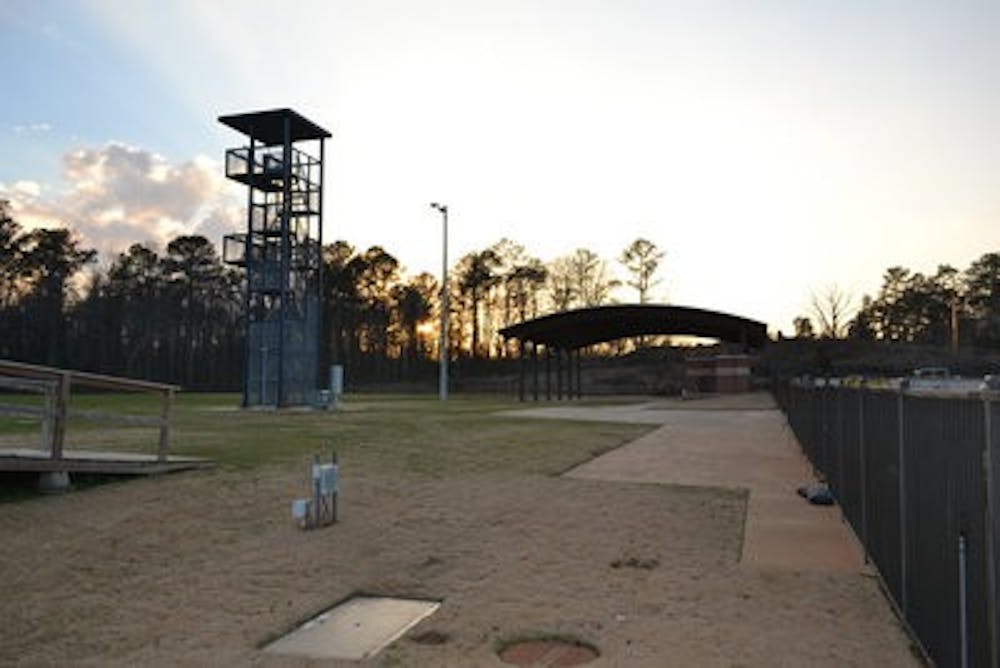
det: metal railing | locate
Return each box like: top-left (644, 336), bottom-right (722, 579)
top-left (775, 380), bottom-right (999, 668)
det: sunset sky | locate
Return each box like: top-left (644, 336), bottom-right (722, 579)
top-left (3, 1), bottom-right (1000, 334)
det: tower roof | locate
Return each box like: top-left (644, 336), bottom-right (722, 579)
top-left (218, 108), bottom-right (331, 144)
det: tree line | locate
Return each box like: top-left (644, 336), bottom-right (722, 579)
top-left (796, 254), bottom-right (1000, 348)
top-left (0, 201), bottom-right (664, 388)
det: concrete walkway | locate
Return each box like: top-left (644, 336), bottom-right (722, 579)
top-left (506, 398), bottom-right (865, 573)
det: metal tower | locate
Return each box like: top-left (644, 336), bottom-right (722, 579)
top-left (219, 108), bottom-right (330, 407)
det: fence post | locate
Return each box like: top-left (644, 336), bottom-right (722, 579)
top-left (898, 390), bottom-right (908, 616)
top-left (50, 372), bottom-right (71, 460)
top-left (157, 388), bottom-right (174, 463)
top-left (959, 533), bottom-right (970, 668)
top-left (819, 380), bottom-right (830, 478)
top-left (983, 396), bottom-right (998, 668)
top-left (838, 389), bottom-right (845, 506)
top-left (859, 386), bottom-right (868, 562)
top-left (40, 381), bottom-right (56, 453)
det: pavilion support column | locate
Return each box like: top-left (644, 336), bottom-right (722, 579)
top-left (532, 342), bottom-right (539, 402)
top-left (545, 345), bottom-right (552, 401)
top-left (569, 348), bottom-right (576, 400)
top-left (563, 349), bottom-right (573, 399)
top-left (565, 348), bottom-right (572, 401)
top-left (564, 349), bottom-right (570, 400)
top-left (556, 347), bottom-right (563, 400)
top-left (518, 340), bottom-right (525, 402)
top-left (576, 348), bottom-right (583, 398)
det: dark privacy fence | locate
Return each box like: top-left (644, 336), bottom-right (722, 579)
top-left (774, 382), bottom-right (1000, 668)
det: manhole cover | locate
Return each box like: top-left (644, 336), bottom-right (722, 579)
top-left (498, 638), bottom-right (599, 667)
top-left (264, 595), bottom-right (440, 660)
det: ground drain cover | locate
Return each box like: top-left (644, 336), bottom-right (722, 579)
top-left (264, 595), bottom-right (440, 660)
top-left (498, 638), bottom-right (599, 667)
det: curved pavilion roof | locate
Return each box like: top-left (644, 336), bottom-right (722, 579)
top-left (499, 304), bottom-right (768, 350)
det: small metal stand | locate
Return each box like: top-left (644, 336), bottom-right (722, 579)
top-left (292, 451), bottom-right (338, 529)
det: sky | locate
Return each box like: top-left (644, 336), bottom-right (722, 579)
top-left (2, 1), bottom-right (1000, 335)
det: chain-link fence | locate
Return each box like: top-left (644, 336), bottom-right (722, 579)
top-left (775, 381), bottom-right (999, 668)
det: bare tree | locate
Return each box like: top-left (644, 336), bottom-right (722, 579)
top-left (809, 285), bottom-right (855, 339)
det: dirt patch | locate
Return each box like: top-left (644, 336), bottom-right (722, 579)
top-left (610, 556), bottom-right (659, 570)
top-left (0, 461), bottom-right (918, 666)
top-left (410, 630), bottom-right (451, 645)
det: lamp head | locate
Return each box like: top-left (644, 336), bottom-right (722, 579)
top-left (430, 202), bottom-right (447, 213)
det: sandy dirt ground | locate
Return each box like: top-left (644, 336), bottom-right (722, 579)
top-left (1, 399), bottom-right (920, 667)
top-left (557, 405), bottom-right (864, 573)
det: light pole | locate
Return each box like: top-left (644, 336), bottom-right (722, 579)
top-left (430, 202), bottom-right (449, 400)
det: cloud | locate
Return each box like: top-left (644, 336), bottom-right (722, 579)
top-left (12, 122), bottom-right (52, 134)
top-left (192, 204), bottom-right (243, 244)
top-left (0, 142), bottom-right (242, 256)
top-left (11, 180), bottom-right (42, 197)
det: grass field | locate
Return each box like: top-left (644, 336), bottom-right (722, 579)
top-left (0, 392), bottom-right (654, 476)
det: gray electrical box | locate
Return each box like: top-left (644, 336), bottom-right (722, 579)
top-left (329, 365), bottom-right (344, 407)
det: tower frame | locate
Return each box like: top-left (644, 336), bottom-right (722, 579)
top-left (219, 108), bottom-right (331, 407)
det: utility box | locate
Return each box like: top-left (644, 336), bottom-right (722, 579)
top-left (329, 365), bottom-right (344, 406)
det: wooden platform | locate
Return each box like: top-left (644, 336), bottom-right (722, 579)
top-left (0, 448), bottom-right (213, 475)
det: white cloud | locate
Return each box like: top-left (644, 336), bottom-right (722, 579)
top-left (12, 122), bottom-right (52, 135)
top-left (12, 180), bottom-right (42, 197)
top-left (0, 142), bottom-right (241, 257)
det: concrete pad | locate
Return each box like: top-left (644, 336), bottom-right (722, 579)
top-left (500, 392), bottom-right (778, 426)
top-left (264, 596), bottom-right (440, 660)
top-left (744, 492), bottom-right (863, 571)
top-left (502, 404), bottom-right (672, 425)
top-left (562, 407), bottom-right (866, 573)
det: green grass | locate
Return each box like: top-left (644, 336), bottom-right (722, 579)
top-left (1, 392), bottom-right (653, 477)
top-left (172, 393), bottom-right (652, 474)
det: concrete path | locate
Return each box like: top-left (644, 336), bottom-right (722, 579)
top-left (507, 399), bottom-right (865, 573)
top-left (501, 392), bottom-right (779, 426)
